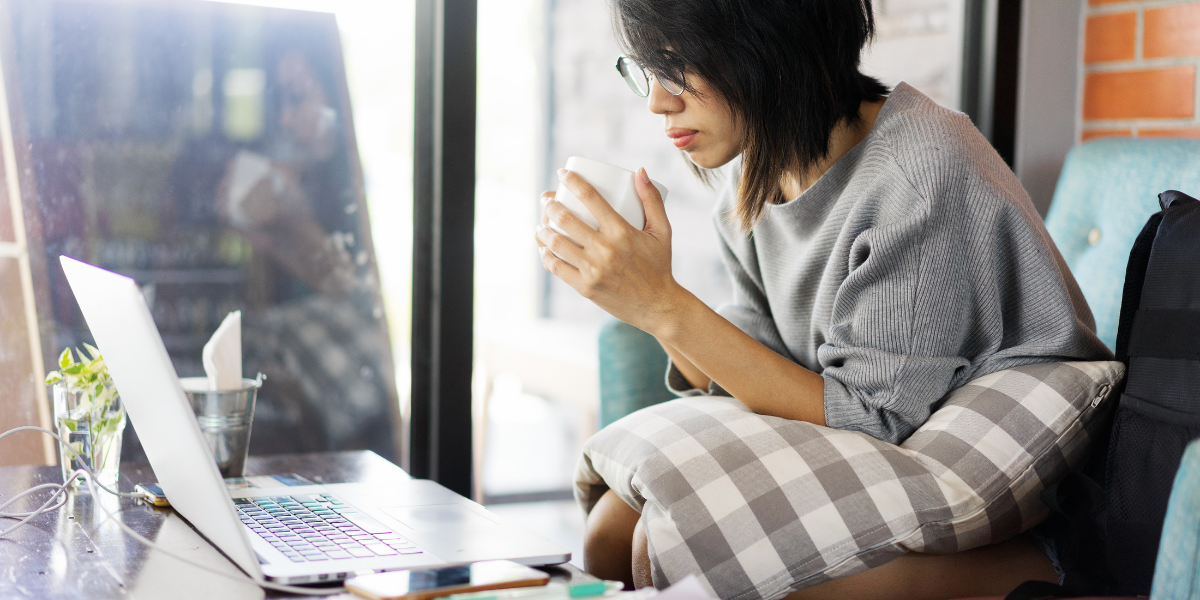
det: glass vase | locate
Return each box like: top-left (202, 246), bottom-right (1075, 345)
top-left (52, 382), bottom-right (126, 489)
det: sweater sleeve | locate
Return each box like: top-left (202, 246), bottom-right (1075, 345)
top-left (817, 187), bottom-right (977, 444)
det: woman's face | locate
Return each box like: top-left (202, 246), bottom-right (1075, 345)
top-left (646, 72), bottom-right (743, 169)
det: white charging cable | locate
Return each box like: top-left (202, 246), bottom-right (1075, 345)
top-left (0, 426), bottom-right (345, 596)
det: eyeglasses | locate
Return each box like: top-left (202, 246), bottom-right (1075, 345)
top-left (615, 55), bottom-right (685, 97)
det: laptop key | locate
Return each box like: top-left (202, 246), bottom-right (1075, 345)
top-left (325, 550), bottom-right (352, 559)
top-left (398, 549), bottom-right (424, 555)
top-left (369, 547), bottom-right (398, 556)
top-left (346, 547), bottom-right (374, 558)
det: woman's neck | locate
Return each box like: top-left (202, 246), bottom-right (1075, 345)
top-left (779, 98), bottom-right (886, 200)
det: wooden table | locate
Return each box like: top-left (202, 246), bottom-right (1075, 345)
top-left (0, 451), bottom-right (587, 599)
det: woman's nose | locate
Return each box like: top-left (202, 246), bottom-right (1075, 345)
top-left (646, 78), bottom-right (683, 115)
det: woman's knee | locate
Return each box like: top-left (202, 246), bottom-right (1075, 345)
top-left (584, 490), bottom-right (641, 587)
top-left (585, 490), bottom-right (640, 546)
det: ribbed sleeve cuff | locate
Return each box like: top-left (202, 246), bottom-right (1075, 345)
top-left (666, 360), bottom-right (708, 397)
top-left (666, 360), bottom-right (733, 398)
top-left (821, 373), bottom-right (907, 445)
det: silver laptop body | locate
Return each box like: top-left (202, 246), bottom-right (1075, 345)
top-left (60, 256), bottom-right (570, 584)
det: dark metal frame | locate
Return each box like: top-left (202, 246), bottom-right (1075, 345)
top-left (961, 0), bottom-right (1023, 167)
top-left (410, 0), bottom-right (477, 497)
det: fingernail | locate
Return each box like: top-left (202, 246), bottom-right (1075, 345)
top-left (536, 224), bottom-right (545, 234)
top-left (638, 167), bottom-right (650, 185)
top-left (557, 168), bottom-right (568, 180)
top-left (540, 195), bottom-right (551, 207)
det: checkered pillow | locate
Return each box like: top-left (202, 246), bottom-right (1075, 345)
top-left (575, 361), bottom-right (1124, 600)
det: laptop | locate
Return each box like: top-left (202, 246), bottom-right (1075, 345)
top-left (59, 256), bottom-right (570, 584)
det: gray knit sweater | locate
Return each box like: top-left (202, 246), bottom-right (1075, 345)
top-left (667, 83), bottom-right (1113, 444)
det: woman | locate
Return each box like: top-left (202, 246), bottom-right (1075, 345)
top-left (534, 0), bottom-right (1111, 597)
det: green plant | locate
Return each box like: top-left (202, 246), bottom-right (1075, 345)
top-left (46, 345), bottom-right (124, 467)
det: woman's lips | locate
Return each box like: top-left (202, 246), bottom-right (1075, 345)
top-left (667, 128), bottom-right (699, 149)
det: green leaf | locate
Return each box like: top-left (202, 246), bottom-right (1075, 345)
top-left (45, 371), bottom-right (62, 385)
top-left (61, 363), bottom-right (84, 375)
top-left (83, 343), bottom-right (101, 362)
top-left (59, 348), bottom-right (73, 369)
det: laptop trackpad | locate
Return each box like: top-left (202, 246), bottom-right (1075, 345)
top-left (381, 504), bottom-right (499, 531)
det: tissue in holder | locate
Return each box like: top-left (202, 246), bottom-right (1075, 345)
top-left (203, 311), bottom-right (242, 391)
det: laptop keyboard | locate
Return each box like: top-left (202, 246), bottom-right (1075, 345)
top-left (234, 494), bottom-right (425, 562)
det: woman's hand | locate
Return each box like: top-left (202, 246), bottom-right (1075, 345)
top-left (534, 167), bottom-right (682, 334)
top-left (536, 169), bottom-right (826, 425)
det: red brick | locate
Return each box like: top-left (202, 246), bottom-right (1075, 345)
top-left (1083, 67), bottom-right (1196, 120)
top-left (1140, 127), bottom-right (1200, 138)
top-left (1086, 12), bottom-right (1137, 63)
top-left (1145, 3), bottom-right (1200, 59)
top-left (1082, 129), bottom-right (1133, 141)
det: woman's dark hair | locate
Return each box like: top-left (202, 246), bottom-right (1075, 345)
top-left (612, 0), bottom-right (889, 231)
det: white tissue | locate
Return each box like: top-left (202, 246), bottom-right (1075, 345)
top-left (203, 311), bottom-right (242, 391)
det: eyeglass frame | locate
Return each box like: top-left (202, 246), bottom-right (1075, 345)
top-left (615, 55), bottom-right (686, 98)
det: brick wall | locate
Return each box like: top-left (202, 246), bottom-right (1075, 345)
top-left (1082, 0), bottom-right (1200, 140)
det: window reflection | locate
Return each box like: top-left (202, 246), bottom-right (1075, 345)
top-left (14, 0), bottom-right (400, 461)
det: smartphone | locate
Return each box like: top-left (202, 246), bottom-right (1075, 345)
top-left (346, 560), bottom-right (550, 600)
top-left (134, 483), bottom-right (170, 507)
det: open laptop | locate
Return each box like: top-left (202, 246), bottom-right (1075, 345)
top-left (60, 256), bottom-right (570, 584)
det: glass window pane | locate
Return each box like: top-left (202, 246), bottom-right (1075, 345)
top-left (14, 0), bottom-right (414, 463)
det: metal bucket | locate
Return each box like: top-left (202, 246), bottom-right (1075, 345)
top-left (179, 375), bottom-right (263, 478)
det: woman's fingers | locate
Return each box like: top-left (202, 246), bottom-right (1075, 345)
top-left (535, 224), bottom-right (586, 267)
top-left (538, 245), bottom-right (584, 290)
top-left (542, 195), bottom-right (598, 244)
top-left (558, 169), bottom-right (626, 229)
top-left (635, 167), bottom-right (670, 236)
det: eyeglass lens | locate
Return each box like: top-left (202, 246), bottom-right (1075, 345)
top-left (616, 56), bottom-right (683, 97)
top-left (616, 57), bottom-right (651, 97)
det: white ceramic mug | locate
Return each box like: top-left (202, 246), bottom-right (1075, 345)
top-left (550, 157), bottom-right (668, 244)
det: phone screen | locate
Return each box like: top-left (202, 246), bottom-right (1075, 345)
top-left (346, 560), bottom-right (550, 600)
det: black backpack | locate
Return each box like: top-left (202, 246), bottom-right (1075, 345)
top-left (1010, 190), bottom-right (1200, 599)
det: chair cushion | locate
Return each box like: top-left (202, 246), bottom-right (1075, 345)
top-left (575, 361), bottom-right (1124, 600)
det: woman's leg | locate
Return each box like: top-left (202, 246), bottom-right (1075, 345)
top-left (632, 516), bottom-right (653, 588)
top-left (627, 530), bottom-right (1055, 599)
top-left (584, 489), bottom-right (640, 590)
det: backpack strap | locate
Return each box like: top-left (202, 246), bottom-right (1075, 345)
top-left (1113, 210), bottom-right (1165, 365)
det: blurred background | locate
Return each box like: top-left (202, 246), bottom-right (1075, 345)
top-left (1, 0), bottom-right (1196, 569)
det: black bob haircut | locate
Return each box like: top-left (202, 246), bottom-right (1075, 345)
top-left (611, 0), bottom-right (889, 231)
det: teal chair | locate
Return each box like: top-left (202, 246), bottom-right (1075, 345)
top-left (598, 319), bottom-right (668, 428)
top-left (1043, 138), bottom-right (1200, 350)
top-left (598, 138), bottom-right (1200, 427)
top-left (1152, 439), bottom-right (1200, 599)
